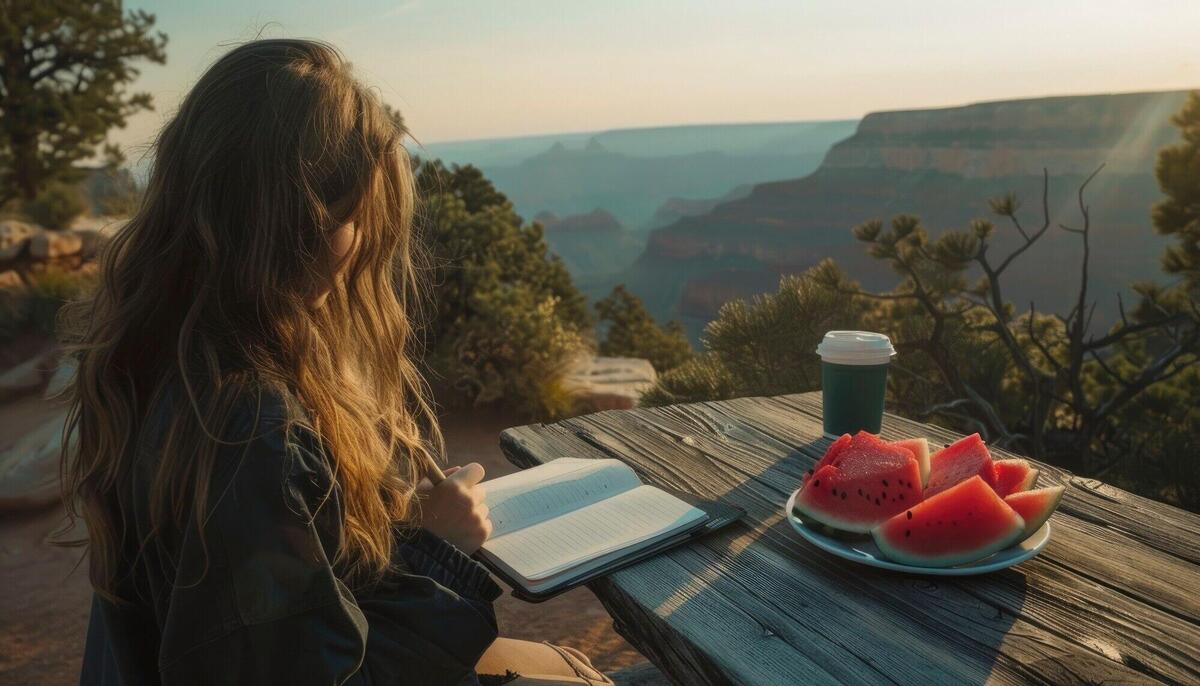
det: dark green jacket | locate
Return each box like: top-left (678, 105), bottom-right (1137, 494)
top-left (79, 386), bottom-right (502, 685)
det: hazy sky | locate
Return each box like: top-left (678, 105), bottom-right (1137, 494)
top-left (112, 0), bottom-right (1198, 152)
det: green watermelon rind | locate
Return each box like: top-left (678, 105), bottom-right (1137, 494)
top-left (871, 477), bottom-right (1027, 568)
top-left (792, 488), bottom-right (881, 534)
top-left (1004, 486), bottom-right (1065, 542)
top-left (791, 505), bottom-right (872, 540)
top-left (873, 518), bottom-right (1025, 568)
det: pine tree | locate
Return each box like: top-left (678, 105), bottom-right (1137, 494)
top-left (595, 285), bottom-right (693, 373)
top-left (0, 1), bottom-right (167, 204)
top-left (1153, 90), bottom-right (1200, 292)
top-left (413, 159), bottom-right (592, 416)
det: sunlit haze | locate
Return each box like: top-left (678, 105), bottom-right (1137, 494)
top-left (112, 0), bottom-right (1199, 152)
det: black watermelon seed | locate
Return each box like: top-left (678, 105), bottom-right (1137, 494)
top-left (806, 469), bottom-right (813, 476)
top-left (841, 492), bottom-right (847, 500)
top-left (905, 530), bottom-right (911, 538)
top-left (900, 493), bottom-right (905, 501)
top-left (830, 488), bottom-right (837, 496)
top-left (875, 498), bottom-right (881, 506)
top-left (883, 479), bottom-right (889, 487)
top-left (906, 511), bottom-right (912, 519)
top-left (881, 491), bottom-right (887, 499)
top-left (813, 479), bottom-right (820, 487)
top-left (858, 489), bottom-right (863, 496)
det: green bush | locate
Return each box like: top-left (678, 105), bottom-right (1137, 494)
top-left (0, 265), bottom-right (97, 342)
top-left (416, 161), bottom-right (592, 418)
top-left (22, 182), bottom-right (87, 229)
top-left (596, 284), bottom-right (693, 373)
top-left (643, 266), bottom-right (868, 406)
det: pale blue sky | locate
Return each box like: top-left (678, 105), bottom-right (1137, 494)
top-left (113, 0), bottom-right (1198, 151)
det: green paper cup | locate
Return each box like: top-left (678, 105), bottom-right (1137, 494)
top-left (817, 331), bottom-right (895, 437)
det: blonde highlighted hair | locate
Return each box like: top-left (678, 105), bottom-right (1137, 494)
top-left (59, 39), bottom-right (441, 597)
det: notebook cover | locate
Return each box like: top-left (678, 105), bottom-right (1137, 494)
top-left (476, 490), bottom-right (745, 603)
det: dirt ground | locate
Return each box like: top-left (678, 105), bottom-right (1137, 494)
top-left (0, 396), bottom-right (642, 685)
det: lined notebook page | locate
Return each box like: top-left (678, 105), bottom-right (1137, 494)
top-left (484, 458), bottom-right (641, 538)
top-left (482, 484), bottom-right (706, 582)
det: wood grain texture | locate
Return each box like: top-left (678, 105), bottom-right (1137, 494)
top-left (499, 392), bottom-right (1200, 686)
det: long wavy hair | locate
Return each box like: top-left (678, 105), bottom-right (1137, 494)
top-left (58, 39), bottom-right (442, 599)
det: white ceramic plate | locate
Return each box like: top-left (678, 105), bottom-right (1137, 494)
top-left (784, 489), bottom-right (1051, 575)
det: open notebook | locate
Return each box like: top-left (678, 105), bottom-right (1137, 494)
top-left (476, 457), bottom-right (741, 601)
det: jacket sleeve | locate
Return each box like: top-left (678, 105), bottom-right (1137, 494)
top-left (156, 410), bottom-right (370, 685)
top-left (156, 396), bottom-right (502, 686)
top-left (350, 529), bottom-right (503, 686)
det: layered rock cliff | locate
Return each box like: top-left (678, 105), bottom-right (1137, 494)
top-left (615, 90), bottom-right (1195, 336)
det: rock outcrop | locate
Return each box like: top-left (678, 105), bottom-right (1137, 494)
top-left (0, 409), bottom-right (66, 511)
top-left (0, 220), bottom-right (39, 260)
top-left (0, 349), bottom-right (58, 403)
top-left (0, 355), bottom-right (71, 512)
top-left (565, 356), bottom-right (658, 412)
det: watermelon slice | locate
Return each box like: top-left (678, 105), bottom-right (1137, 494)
top-left (1004, 486), bottom-right (1064, 541)
top-left (925, 434), bottom-right (995, 498)
top-left (872, 475), bottom-right (1025, 567)
top-left (803, 433), bottom-right (852, 485)
top-left (992, 459), bottom-right (1039, 497)
top-left (793, 432), bottom-right (923, 533)
top-left (891, 437), bottom-right (931, 487)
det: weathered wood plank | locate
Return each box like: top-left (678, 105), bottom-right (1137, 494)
top-left (771, 393), bottom-right (1200, 623)
top-left (500, 395), bottom-right (1193, 685)
top-left (583, 400), bottom-right (1189, 683)
top-left (700, 395), bottom-right (1200, 676)
top-left (694, 396), bottom-right (1200, 683)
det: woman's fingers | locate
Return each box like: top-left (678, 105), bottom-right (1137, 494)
top-left (449, 462), bottom-right (485, 487)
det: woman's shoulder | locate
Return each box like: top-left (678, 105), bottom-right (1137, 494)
top-left (137, 376), bottom-right (328, 482)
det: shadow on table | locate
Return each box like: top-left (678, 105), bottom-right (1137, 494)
top-left (607, 413), bottom-right (1031, 685)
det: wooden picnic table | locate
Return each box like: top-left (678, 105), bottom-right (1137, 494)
top-left (499, 391), bottom-right (1200, 685)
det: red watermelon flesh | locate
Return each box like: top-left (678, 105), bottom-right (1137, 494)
top-left (891, 437), bottom-right (931, 487)
top-left (803, 433), bottom-right (852, 485)
top-left (925, 434), bottom-right (995, 498)
top-left (872, 475), bottom-right (1025, 567)
top-left (992, 459), bottom-right (1039, 497)
top-left (1004, 486), bottom-right (1064, 541)
top-left (793, 432), bottom-right (923, 533)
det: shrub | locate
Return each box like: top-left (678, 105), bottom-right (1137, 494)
top-left (595, 284), bottom-right (693, 373)
top-left (22, 182), bottom-right (87, 230)
top-left (415, 160), bottom-right (592, 418)
top-left (0, 265), bottom-right (97, 342)
top-left (643, 266), bottom-right (868, 406)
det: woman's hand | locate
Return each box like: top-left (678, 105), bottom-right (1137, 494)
top-left (417, 463), bottom-right (492, 554)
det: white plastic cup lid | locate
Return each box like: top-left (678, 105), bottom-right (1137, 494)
top-left (816, 331), bottom-right (896, 365)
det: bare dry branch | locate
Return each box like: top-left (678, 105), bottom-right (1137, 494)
top-left (1027, 302), bottom-right (1065, 373)
top-left (1089, 349), bottom-right (1133, 389)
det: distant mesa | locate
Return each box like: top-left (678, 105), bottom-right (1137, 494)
top-left (609, 89), bottom-right (1194, 338)
top-left (646, 185), bottom-right (753, 230)
top-left (822, 91), bottom-right (1188, 178)
top-left (536, 209), bottom-right (642, 279)
top-left (536, 208), bottom-right (623, 235)
top-left (424, 120), bottom-right (858, 228)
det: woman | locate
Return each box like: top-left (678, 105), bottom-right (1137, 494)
top-left (61, 39), bottom-right (612, 686)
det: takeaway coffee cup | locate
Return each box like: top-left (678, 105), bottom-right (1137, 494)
top-left (816, 331), bottom-right (896, 437)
